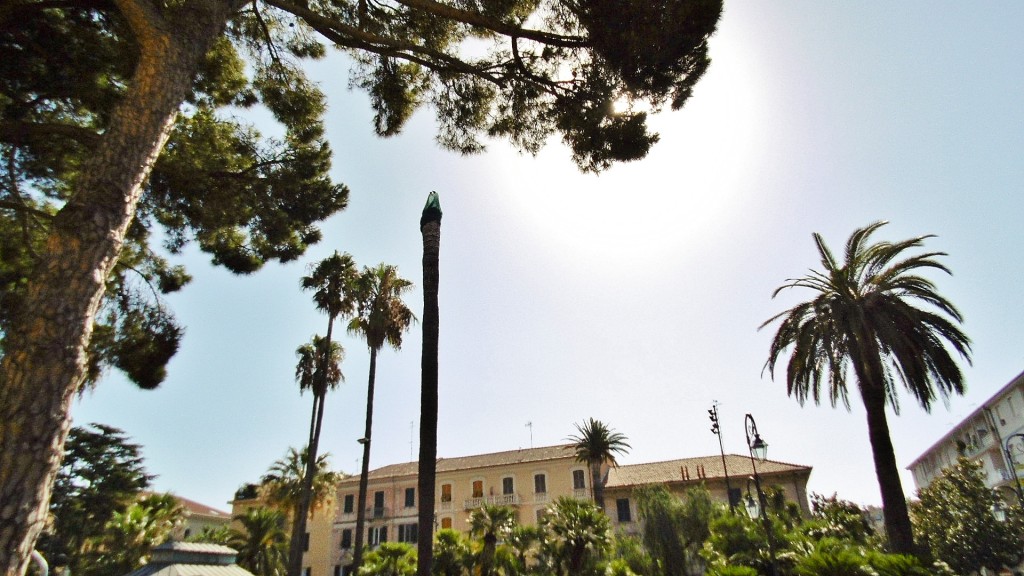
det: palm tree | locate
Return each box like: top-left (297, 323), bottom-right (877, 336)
top-left (230, 507), bottom-right (288, 576)
top-left (261, 446), bottom-right (342, 562)
top-left (289, 252), bottom-right (357, 576)
top-left (417, 191), bottom-right (442, 576)
top-left (567, 419), bottom-right (631, 512)
top-left (469, 504), bottom-right (517, 576)
top-left (359, 542), bottom-right (417, 576)
top-left (540, 497), bottom-right (612, 576)
top-left (761, 221), bottom-right (971, 555)
top-left (348, 263), bottom-right (415, 571)
top-left (432, 529), bottom-right (472, 576)
top-left (87, 493), bottom-right (185, 576)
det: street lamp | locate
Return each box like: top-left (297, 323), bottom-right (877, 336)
top-left (992, 496), bottom-right (1007, 522)
top-left (745, 414), bottom-right (778, 576)
top-left (1002, 433), bottom-right (1024, 508)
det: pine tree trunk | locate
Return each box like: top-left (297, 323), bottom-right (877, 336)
top-left (0, 4), bottom-right (234, 574)
top-left (352, 346), bottom-right (378, 571)
top-left (417, 195), bottom-right (441, 576)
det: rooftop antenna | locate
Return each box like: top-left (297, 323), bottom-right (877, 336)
top-left (526, 421), bottom-right (533, 448)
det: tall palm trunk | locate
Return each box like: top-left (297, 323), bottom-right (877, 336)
top-left (854, 346), bottom-right (915, 554)
top-left (590, 461), bottom-right (605, 511)
top-left (352, 346), bottom-right (378, 571)
top-left (0, 5), bottom-right (236, 574)
top-left (288, 318), bottom-right (336, 576)
top-left (417, 192), bottom-right (441, 576)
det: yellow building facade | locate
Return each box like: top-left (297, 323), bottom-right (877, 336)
top-left (324, 445), bottom-right (811, 575)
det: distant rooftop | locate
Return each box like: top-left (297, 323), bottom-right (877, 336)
top-left (123, 542), bottom-right (252, 576)
top-left (607, 454), bottom-right (812, 488)
top-left (337, 444), bottom-right (579, 484)
top-left (334, 445), bottom-right (812, 487)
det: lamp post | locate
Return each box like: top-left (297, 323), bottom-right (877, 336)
top-left (745, 413), bottom-right (778, 576)
top-left (1002, 433), bottom-right (1024, 508)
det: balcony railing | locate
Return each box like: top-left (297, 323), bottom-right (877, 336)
top-left (572, 488), bottom-right (589, 500)
top-left (438, 500), bottom-right (453, 512)
top-left (534, 492), bottom-right (549, 504)
top-left (366, 506), bottom-right (390, 519)
top-left (463, 494), bottom-right (522, 510)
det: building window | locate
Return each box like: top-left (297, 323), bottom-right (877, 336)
top-left (369, 526), bottom-right (388, 546)
top-left (303, 532), bottom-right (310, 552)
top-left (616, 498), bottom-right (632, 523)
top-left (343, 494), bottom-right (354, 514)
top-left (572, 470), bottom-right (585, 490)
top-left (441, 484), bottom-right (452, 502)
top-left (472, 480), bottom-right (484, 498)
top-left (398, 523), bottom-right (418, 543)
top-left (340, 529), bottom-right (352, 549)
top-left (441, 517), bottom-right (453, 529)
top-left (535, 508), bottom-right (546, 523)
top-left (334, 566), bottom-right (340, 576)
top-left (502, 477), bottom-right (514, 495)
top-left (405, 487), bottom-right (416, 508)
top-left (303, 568), bottom-right (311, 576)
top-left (373, 491), bottom-right (386, 518)
top-left (534, 474), bottom-right (546, 494)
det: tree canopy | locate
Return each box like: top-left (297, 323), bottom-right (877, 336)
top-left (35, 424), bottom-right (152, 575)
top-left (0, 1), bottom-right (722, 573)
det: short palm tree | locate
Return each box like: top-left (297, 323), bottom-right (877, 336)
top-left (432, 529), bottom-right (472, 576)
top-left (261, 446), bottom-right (342, 560)
top-left (761, 221), bottom-right (971, 555)
top-left (230, 507), bottom-right (288, 576)
top-left (541, 497), bottom-right (612, 575)
top-left (359, 542), bottom-right (417, 576)
top-left (567, 419), bottom-right (631, 511)
top-left (469, 504), bottom-right (517, 576)
top-left (349, 263), bottom-right (415, 571)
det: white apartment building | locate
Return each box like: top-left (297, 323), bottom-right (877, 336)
top-left (907, 370), bottom-right (1024, 500)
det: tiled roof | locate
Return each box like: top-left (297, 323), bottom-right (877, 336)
top-left (143, 493), bottom-right (231, 519)
top-left (606, 454), bottom-right (811, 488)
top-left (338, 444), bottom-right (579, 485)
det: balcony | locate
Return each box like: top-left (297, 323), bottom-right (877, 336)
top-left (438, 500), bottom-right (453, 512)
top-left (463, 494), bottom-right (522, 510)
top-left (366, 506), bottom-right (390, 520)
top-left (573, 488), bottom-right (590, 500)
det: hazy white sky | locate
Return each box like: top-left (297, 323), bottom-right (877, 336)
top-left (75, 2), bottom-right (1024, 511)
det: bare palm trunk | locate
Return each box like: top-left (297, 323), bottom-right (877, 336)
top-left (854, 348), bottom-right (915, 555)
top-left (417, 193), bottom-right (441, 576)
top-left (352, 346), bottom-right (378, 571)
top-left (590, 461), bottom-right (605, 511)
top-left (861, 385), bottom-right (914, 554)
top-left (0, 4), bottom-right (235, 574)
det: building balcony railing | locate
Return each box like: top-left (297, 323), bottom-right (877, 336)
top-left (533, 492), bottom-right (549, 504)
top-left (463, 494), bottom-right (522, 510)
top-left (572, 488), bottom-right (589, 500)
top-left (438, 500), bottom-right (453, 512)
top-left (366, 506), bottom-right (390, 520)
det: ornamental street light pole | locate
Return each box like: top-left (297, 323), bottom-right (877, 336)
top-left (1002, 433), bottom-right (1024, 509)
top-left (745, 413), bottom-right (778, 576)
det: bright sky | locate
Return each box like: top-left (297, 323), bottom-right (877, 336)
top-left (75, 2), bottom-right (1024, 512)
